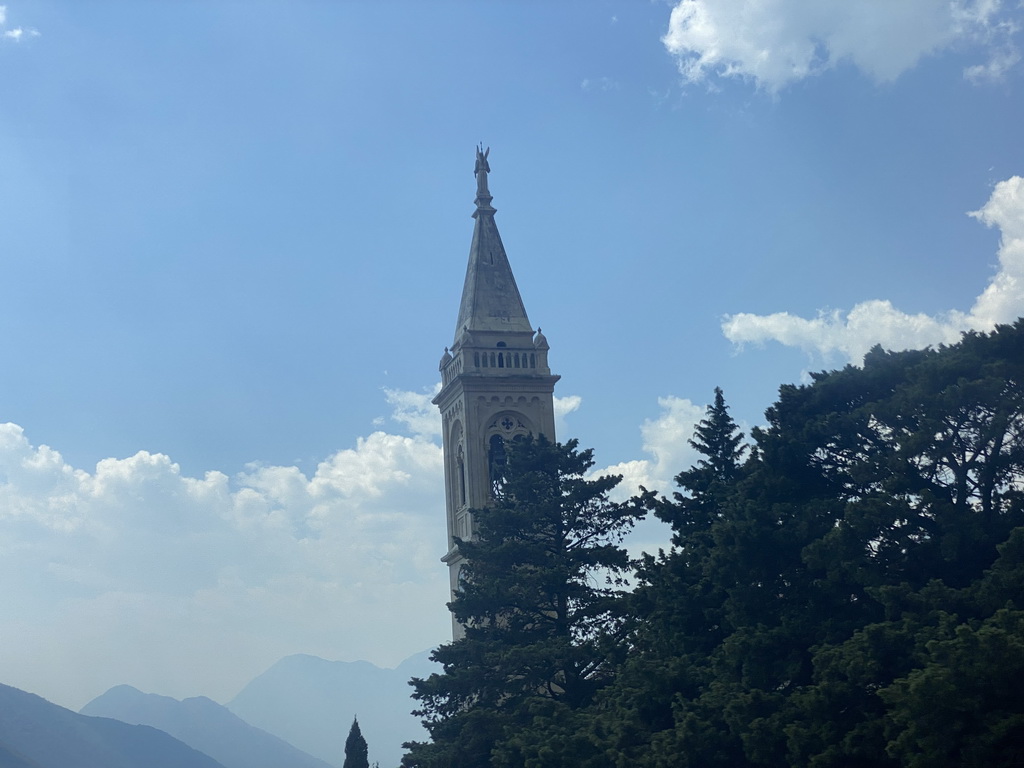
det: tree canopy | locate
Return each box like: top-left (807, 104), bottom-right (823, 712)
top-left (405, 320), bottom-right (1024, 767)
top-left (403, 436), bottom-right (647, 767)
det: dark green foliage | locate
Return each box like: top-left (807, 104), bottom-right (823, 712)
top-left (343, 718), bottom-right (369, 768)
top-left (605, 321), bottom-right (1024, 768)
top-left (402, 437), bottom-right (647, 767)
top-left (655, 386), bottom-right (747, 548)
top-left (405, 321), bottom-right (1024, 766)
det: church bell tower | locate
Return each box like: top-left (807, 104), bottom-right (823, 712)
top-left (433, 148), bottom-right (559, 634)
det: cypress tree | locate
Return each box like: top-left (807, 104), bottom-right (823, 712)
top-left (343, 717), bottom-right (369, 768)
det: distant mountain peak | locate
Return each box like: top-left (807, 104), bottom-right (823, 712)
top-left (226, 649), bottom-right (439, 768)
top-left (81, 685), bottom-right (332, 768)
top-left (0, 682), bottom-right (227, 768)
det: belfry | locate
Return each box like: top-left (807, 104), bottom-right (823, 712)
top-left (433, 148), bottom-right (559, 635)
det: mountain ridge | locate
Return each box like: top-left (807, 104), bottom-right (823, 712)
top-left (0, 683), bottom-right (227, 768)
top-left (81, 685), bottom-right (332, 768)
top-left (225, 650), bottom-right (438, 768)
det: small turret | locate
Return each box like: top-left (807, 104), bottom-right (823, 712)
top-left (533, 328), bottom-right (549, 350)
top-left (439, 347), bottom-right (453, 371)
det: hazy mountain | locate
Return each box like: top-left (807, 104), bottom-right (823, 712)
top-left (0, 683), bottom-right (226, 768)
top-left (0, 741), bottom-right (45, 768)
top-left (226, 651), bottom-right (438, 768)
top-left (81, 685), bottom-right (333, 768)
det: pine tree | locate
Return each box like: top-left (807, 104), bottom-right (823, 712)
top-left (688, 386), bottom-right (747, 484)
top-left (655, 386), bottom-right (747, 546)
top-left (403, 436), bottom-right (648, 767)
top-left (343, 717), bottom-right (369, 768)
top-left (579, 322), bottom-right (1024, 767)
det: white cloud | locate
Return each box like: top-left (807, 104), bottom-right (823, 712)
top-left (0, 378), bottom-right (712, 708)
top-left (0, 392), bottom-right (448, 710)
top-left (967, 174), bottom-right (1024, 325)
top-left (723, 175), bottom-right (1024, 364)
top-left (595, 396), bottom-right (705, 499)
top-left (0, 3), bottom-right (38, 42)
top-left (0, 381), bottom-right (722, 708)
top-left (383, 384), bottom-right (442, 439)
top-left (588, 396), bottom-right (711, 559)
top-left (964, 46), bottom-right (1022, 82)
top-left (722, 302), bottom-right (971, 364)
top-left (662, 0), bottom-right (1020, 91)
top-left (553, 393), bottom-right (582, 438)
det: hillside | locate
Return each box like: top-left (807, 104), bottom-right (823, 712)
top-left (0, 683), bottom-right (226, 768)
top-left (81, 685), bottom-right (333, 768)
top-left (0, 741), bottom-right (45, 768)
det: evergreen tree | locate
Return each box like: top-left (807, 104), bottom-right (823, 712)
top-left (401, 323), bottom-right (1024, 766)
top-left (655, 385), bottom-right (747, 546)
top-left (543, 321), bottom-right (1024, 767)
top-left (688, 386), bottom-right (747, 484)
top-left (402, 436), bottom-right (648, 767)
top-left (343, 717), bottom-right (369, 768)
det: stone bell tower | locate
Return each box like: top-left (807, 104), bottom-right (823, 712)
top-left (433, 147), bottom-right (559, 635)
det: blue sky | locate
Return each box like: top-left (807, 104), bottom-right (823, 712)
top-left (1, 0), bottom-right (1023, 713)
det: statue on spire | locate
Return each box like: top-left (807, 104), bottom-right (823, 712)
top-left (474, 145), bottom-right (491, 200)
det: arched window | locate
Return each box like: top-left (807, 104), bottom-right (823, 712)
top-left (498, 353), bottom-right (504, 368)
top-left (474, 351), bottom-right (480, 367)
top-left (457, 444), bottom-right (467, 507)
top-left (488, 434), bottom-right (507, 498)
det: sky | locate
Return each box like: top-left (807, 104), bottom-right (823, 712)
top-left (1, 0), bottom-right (1022, 713)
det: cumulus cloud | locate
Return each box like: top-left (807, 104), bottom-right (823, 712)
top-left (723, 175), bottom-right (1024, 364)
top-left (553, 393), bottom-right (582, 438)
top-left (968, 175), bottom-right (1024, 324)
top-left (595, 396), bottom-right (705, 500)
top-left (662, 0), bottom-right (1020, 91)
top-left (0, 393), bottom-right (448, 709)
top-left (0, 381), bottom-right (722, 710)
top-left (384, 384), bottom-right (442, 439)
top-left (588, 396), bottom-right (715, 559)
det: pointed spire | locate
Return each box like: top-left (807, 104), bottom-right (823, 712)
top-left (455, 147), bottom-right (533, 337)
